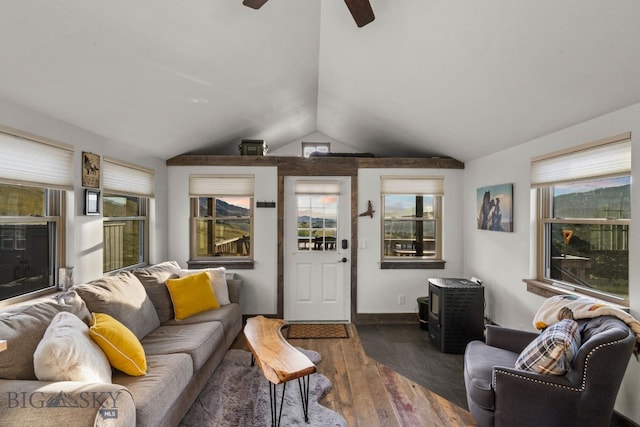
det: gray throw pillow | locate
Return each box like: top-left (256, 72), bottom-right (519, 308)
top-left (133, 261), bottom-right (180, 323)
top-left (74, 271), bottom-right (160, 340)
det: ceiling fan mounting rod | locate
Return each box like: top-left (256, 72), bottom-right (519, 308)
top-left (242, 0), bottom-right (375, 28)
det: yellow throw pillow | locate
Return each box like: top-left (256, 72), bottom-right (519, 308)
top-left (89, 312), bottom-right (147, 376)
top-left (166, 271), bottom-right (219, 321)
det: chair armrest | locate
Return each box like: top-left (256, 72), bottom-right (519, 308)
top-left (0, 379), bottom-right (135, 426)
top-left (485, 325), bottom-right (539, 354)
top-left (492, 366), bottom-right (580, 425)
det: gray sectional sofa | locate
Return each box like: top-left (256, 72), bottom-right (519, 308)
top-left (0, 261), bottom-right (242, 427)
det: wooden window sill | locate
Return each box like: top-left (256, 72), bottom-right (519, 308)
top-left (187, 260), bottom-right (254, 270)
top-left (523, 279), bottom-right (629, 311)
top-left (381, 260), bottom-right (445, 270)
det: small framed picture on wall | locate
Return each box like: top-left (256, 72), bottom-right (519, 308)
top-left (82, 151), bottom-right (100, 188)
top-left (85, 189), bottom-right (100, 215)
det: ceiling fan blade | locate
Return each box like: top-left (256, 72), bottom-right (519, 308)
top-left (344, 0), bottom-right (375, 27)
top-left (242, 0), bottom-right (269, 9)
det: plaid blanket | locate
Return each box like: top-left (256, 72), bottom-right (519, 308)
top-left (533, 294), bottom-right (640, 356)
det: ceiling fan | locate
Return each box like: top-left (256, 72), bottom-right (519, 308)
top-left (242, 0), bottom-right (375, 28)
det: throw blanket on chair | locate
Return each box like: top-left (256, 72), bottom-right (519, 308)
top-left (533, 294), bottom-right (640, 356)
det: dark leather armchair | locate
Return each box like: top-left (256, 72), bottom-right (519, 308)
top-left (464, 316), bottom-right (635, 427)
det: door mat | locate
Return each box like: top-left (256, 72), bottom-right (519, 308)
top-left (286, 323), bottom-right (350, 339)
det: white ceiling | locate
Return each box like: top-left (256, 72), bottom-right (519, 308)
top-left (1, 1), bottom-right (639, 162)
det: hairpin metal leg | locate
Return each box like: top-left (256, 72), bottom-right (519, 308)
top-left (297, 375), bottom-right (311, 423)
top-left (269, 381), bottom-right (287, 427)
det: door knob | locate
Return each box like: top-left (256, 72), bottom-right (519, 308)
top-left (339, 257), bottom-right (347, 263)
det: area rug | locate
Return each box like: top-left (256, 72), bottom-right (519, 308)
top-left (286, 323), bottom-right (349, 339)
top-left (179, 348), bottom-right (347, 427)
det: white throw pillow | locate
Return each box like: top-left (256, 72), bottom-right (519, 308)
top-left (178, 267), bottom-right (231, 305)
top-left (34, 311), bottom-right (112, 383)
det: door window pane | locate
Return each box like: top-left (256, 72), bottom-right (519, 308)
top-left (297, 194), bottom-right (338, 251)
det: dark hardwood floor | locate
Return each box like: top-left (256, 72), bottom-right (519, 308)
top-left (354, 324), bottom-right (638, 427)
top-left (231, 321), bottom-right (638, 427)
top-left (231, 323), bottom-right (476, 426)
top-left (357, 323), bottom-right (468, 410)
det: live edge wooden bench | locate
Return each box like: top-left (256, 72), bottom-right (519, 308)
top-left (244, 315), bottom-right (317, 427)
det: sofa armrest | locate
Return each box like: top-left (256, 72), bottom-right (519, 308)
top-left (0, 379), bottom-right (135, 427)
top-left (485, 325), bottom-right (539, 354)
top-left (227, 279), bottom-right (242, 304)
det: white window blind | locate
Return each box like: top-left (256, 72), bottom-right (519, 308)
top-left (189, 175), bottom-right (255, 196)
top-left (531, 132), bottom-right (631, 187)
top-left (294, 180), bottom-right (342, 194)
top-left (380, 176), bottom-right (444, 195)
top-left (103, 157), bottom-right (155, 197)
top-left (0, 126), bottom-right (74, 190)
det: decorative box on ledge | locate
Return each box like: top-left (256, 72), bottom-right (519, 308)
top-left (239, 139), bottom-right (268, 156)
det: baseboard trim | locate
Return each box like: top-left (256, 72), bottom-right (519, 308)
top-left (356, 313), bottom-right (419, 325)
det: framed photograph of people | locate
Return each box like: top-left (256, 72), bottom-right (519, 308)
top-left (476, 183), bottom-right (513, 232)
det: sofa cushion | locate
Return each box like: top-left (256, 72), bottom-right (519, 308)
top-left (178, 267), bottom-right (231, 305)
top-left (464, 340), bottom-right (519, 410)
top-left (0, 291), bottom-right (90, 380)
top-left (89, 312), bottom-right (147, 376)
top-left (162, 303), bottom-right (241, 334)
top-left (515, 319), bottom-right (581, 375)
top-left (166, 271), bottom-right (219, 320)
top-left (74, 271), bottom-right (160, 340)
top-left (113, 353), bottom-right (193, 427)
top-left (34, 311), bottom-right (112, 383)
top-left (133, 261), bottom-right (180, 323)
top-left (141, 321), bottom-right (224, 371)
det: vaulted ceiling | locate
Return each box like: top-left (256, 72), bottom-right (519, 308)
top-left (1, 1), bottom-right (639, 162)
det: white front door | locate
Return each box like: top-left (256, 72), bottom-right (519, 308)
top-left (284, 177), bottom-right (350, 322)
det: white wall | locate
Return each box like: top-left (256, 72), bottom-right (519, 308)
top-left (166, 165), bottom-right (279, 315)
top-left (358, 168), bottom-right (465, 314)
top-left (0, 98), bottom-right (169, 285)
top-left (166, 161), bottom-right (465, 318)
top-left (463, 101), bottom-right (640, 423)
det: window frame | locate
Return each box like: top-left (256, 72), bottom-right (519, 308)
top-left (535, 183), bottom-right (630, 305)
top-left (301, 142), bottom-right (331, 158)
top-left (379, 176), bottom-right (445, 269)
top-left (0, 184), bottom-right (65, 304)
top-left (189, 196), bottom-right (254, 263)
top-left (529, 132), bottom-right (631, 306)
top-left (102, 194), bottom-right (149, 273)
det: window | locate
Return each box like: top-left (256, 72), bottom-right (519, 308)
top-left (102, 157), bottom-right (154, 272)
top-left (103, 195), bottom-right (148, 272)
top-left (302, 142), bottom-right (330, 158)
top-left (189, 175), bottom-right (254, 261)
top-left (295, 181), bottom-right (340, 251)
top-left (0, 126), bottom-right (73, 302)
top-left (381, 176), bottom-right (443, 267)
top-left (0, 184), bottom-right (63, 300)
top-left (532, 133), bottom-right (631, 304)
